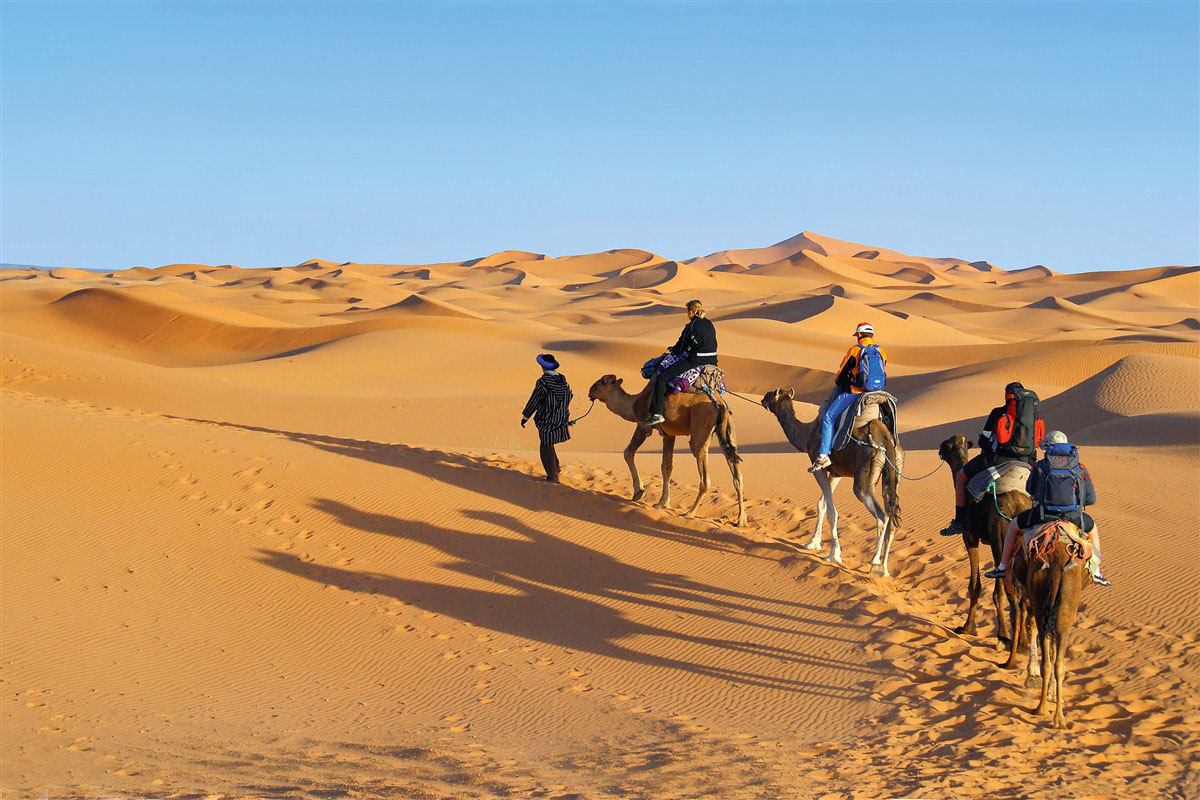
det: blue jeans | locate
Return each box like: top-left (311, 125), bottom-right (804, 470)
top-left (818, 391), bottom-right (859, 455)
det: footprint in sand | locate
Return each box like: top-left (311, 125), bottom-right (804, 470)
top-left (474, 662), bottom-right (496, 671)
top-left (235, 466), bottom-right (263, 478)
top-left (442, 651), bottom-right (460, 660)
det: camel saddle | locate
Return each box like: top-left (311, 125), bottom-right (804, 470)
top-left (828, 391), bottom-right (898, 452)
top-left (674, 365), bottom-right (727, 397)
top-left (1023, 519), bottom-right (1092, 566)
top-left (967, 458), bottom-right (1032, 502)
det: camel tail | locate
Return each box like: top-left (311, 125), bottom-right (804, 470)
top-left (881, 429), bottom-right (901, 531)
top-left (715, 397), bottom-right (741, 464)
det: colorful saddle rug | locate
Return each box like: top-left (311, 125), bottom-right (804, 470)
top-left (1023, 519), bottom-right (1093, 566)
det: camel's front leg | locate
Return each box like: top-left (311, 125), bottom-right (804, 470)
top-left (656, 435), bottom-right (675, 509)
top-left (624, 426), bottom-right (650, 502)
top-left (684, 432), bottom-right (711, 519)
top-left (958, 544), bottom-right (982, 636)
top-left (806, 475), bottom-right (841, 553)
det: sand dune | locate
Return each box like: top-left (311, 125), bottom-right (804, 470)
top-left (2, 230), bottom-right (1197, 799)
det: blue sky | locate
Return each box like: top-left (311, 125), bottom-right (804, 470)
top-left (3, 1), bottom-right (1197, 272)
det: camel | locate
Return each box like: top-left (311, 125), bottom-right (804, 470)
top-left (938, 434), bottom-right (1031, 643)
top-left (1009, 531), bottom-right (1088, 728)
top-left (760, 388), bottom-right (901, 577)
top-left (587, 374), bottom-right (746, 527)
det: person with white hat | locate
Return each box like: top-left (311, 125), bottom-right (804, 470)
top-left (986, 430), bottom-right (1111, 586)
top-left (809, 322), bottom-right (887, 472)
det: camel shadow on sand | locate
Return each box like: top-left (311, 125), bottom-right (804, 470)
top-left (257, 502), bottom-right (881, 696)
top-left (161, 415), bottom-right (888, 695)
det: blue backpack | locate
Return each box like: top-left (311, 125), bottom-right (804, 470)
top-left (856, 344), bottom-right (887, 391)
top-left (1037, 443), bottom-right (1083, 514)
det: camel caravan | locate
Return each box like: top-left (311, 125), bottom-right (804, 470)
top-left (521, 300), bottom-right (1110, 728)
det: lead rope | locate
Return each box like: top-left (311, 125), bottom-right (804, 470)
top-left (986, 480), bottom-right (1015, 521)
top-left (568, 399), bottom-right (596, 426)
top-left (848, 433), bottom-right (944, 481)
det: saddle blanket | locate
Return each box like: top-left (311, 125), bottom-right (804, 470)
top-left (1022, 519), bottom-right (1093, 566)
top-left (824, 391), bottom-right (898, 452)
top-left (670, 365), bottom-right (727, 396)
top-left (967, 459), bottom-right (1032, 502)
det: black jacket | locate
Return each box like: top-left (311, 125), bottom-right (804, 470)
top-left (522, 372), bottom-right (572, 430)
top-left (977, 405), bottom-right (1006, 460)
top-left (669, 316), bottom-right (718, 366)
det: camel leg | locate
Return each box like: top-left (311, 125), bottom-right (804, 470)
top-left (684, 431), bottom-right (711, 519)
top-left (1053, 632), bottom-right (1069, 729)
top-left (806, 475), bottom-right (840, 552)
top-left (958, 544), bottom-right (982, 636)
top-left (1024, 612), bottom-right (1043, 688)
top-left (655, 435), bottom-right (675, 509)
top-left (879, 517), bottom-right (896, 579)
top-left (1004, 595), bottom-right (1024, 669)
top-left (990, 518), bottom-right (1013, 645)
top-left (624, 427), bottom-right (650, 502)
top-left (1036, 625), bottom-right (1052, 715)
top-left (856, 479), bottom-right (889, 576)
top-left (727, 451), bottom-right (746, 528)
top-left (817, 473), bottom-right (843, 563)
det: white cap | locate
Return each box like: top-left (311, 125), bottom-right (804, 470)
top-left (855, 322), bottom-right (874, 337)
top-left (1040, 430), bottom-right (1068, 449)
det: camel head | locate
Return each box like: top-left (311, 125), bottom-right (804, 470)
top-left (760, 387), bottom-right (794, 413)
top-left (938, 434), bottom-right (971, 466)
top-left (588, 374), bottom-right (624, 402)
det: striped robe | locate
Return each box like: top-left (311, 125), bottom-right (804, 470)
top-left (522, 371), bottom-right (573, 446)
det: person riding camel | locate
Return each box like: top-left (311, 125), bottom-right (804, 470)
top-left (643, 300), bottom-right (717, 427)
top-left (809, 322), bottom-right (886, 473)
top-left (986, 431), bottom-right (1111, 586)
top-left (521, 353), bottom-right (573, 482)
top-left (939, 381), bottom-right (1044, 536)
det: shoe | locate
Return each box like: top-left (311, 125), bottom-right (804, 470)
top-left (808, 454), bottom-right (832, 473)
top-left (939, 518), bottom-right (968, 537)
top-left (642, 413), bottom-right (665, 427)
top-left (984, 563), bottom-right (1007, 579)
top-left (1092, 573), bottom-right (1112, 587)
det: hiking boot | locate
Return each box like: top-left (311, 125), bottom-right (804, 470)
top-left (1092, 572), bottom-right (1112, 587)
top-left (939, 518), bottom-right (968, 537)
top-left (984, 563), bottom-right (1007, 579)
top-left (642, 413), bottom-right (666, 427)
top-left (808, 454), bottom-right (832, 473)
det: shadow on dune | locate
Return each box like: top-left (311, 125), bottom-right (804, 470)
top-left (256, 503), bottom-right (880, 696)
top-left (164, 415), bottom-right (799, 559)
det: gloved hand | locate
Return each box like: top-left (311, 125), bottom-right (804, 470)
top-left (520, 417), bottom-right (528, 428)
top-left (568, 420), bottom-right (576, 427)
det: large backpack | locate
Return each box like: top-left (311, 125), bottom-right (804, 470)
top-left (995, 384), bottom-right (1041, 459)
top-left (855, 344), bottom-right (887, 391)
top-left (1036, 443), bottom-right (1084, 515)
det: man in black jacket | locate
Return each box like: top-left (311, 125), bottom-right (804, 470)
top-left (643, 300), bottom-right (717, 427)
top-left (939, 382), bottom-right (1043, 536)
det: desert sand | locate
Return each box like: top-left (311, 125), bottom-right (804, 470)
top-left (2, 231), bottom-right (1198, 799)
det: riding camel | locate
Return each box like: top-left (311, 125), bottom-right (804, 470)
top-left (1005, 528), bottom-right (1089, 729)
top-left (587, 374), bottom-right (746, 527)
top-left (760, 388), bottom-right (901, 577)
top-left (938, 434), bottom-right (1031, 644)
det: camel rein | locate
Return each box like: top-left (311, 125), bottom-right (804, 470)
top-left (849, 433), bottom-right (945, 481)
top-left (568, 399), bottom-right (596, 426)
